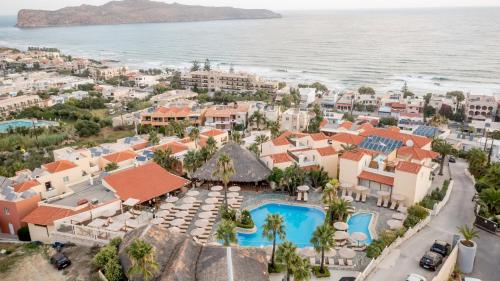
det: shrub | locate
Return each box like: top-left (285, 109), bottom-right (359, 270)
top-left (268, 262), bottom-right (283, 273)
top-left (221, 205), bottom-right (236, 221)
top-left (93, 245), bottom-right (118, 269)
top-left (103, 258), bottom-right (124, 281)
top-left (75, 120), bottom-right (100, 137)
top-left (419, 197), bottom-right (437, 209)
top-left (312, 265), bottom-right (331, 277)
top-left (380, 230), bottom-right (398, 245)
top-left (237, 210), bottom-right (254, 229)
top-left (403, 215), bottom-right (421, 228)
top-left (109, 237), bottom-right (122, 249)
top-left (17, 226), bottom-right (31, 241)
top-left (105, 162), bottom-right (119, 172)
top-left (366, 243), bottom-right (382, 258)
top-left (407, 205), bottom-right (429, 220)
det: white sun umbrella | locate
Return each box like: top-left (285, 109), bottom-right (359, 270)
top-left (160, 203), bottom-right (175, 210)
top-left (198, 211), bottom-right (213, 219)
top-left (351, 232), bottom-right (367, 246)
top-left (195, 219), bottom-right (210, 228)
top-left (297, 185), bottom-right (310, 192)
top-left (170, 218), bottom-right (185, 226)
top-left (341, 182), bottom-right (353, 189)
top-left (227, 192), bottom-right (239, 198)
top-left (391, 194), bottom-right (405, 202)
top-left (191, 228), bottom-right (206, 236)
top-left (334, 231), bottom-right (349, 240)
top-left (325, 249), bottom-right (337, 257)
top-left (201, 204), bottom-right (216, 211)
top-left (186, 190), bottom-right (200, 196)
top-left (205, 197), bottom-right (219, 204)
top-left (339, 247), bottom-right (356, 259)
top-left (211, 185), bottom-right (223, 191)
top-left (333, 221), bottom-right (349, 231)
top-left (341, 195), bottom-right (354, 203)
top-left (175, 211), bottom-right (190, 218)
top-left (301, 247), bottom-right (316, 257)
top-left (228, 186), bottom-right (241, 192)
top-left (183, 196), bottom-right (197, 204)
top-left (151, 217), bottom-right (164, 225)
top-left (178, 204), bottom-right (193, 210)
top-left (156, 210), bottom-right (170, 217)
top-left (387, 219), bottom-right (403, 230)
top-left (227, 198), bottom-right (238, 205)
top-left (165, 196), bottom-right (179, 203)
top-left (208, 191), bottom-right (221, 197)
top-left (392, 213), bottom-right (406, 220)
top-left (169, 226), bottom-right (181, 233)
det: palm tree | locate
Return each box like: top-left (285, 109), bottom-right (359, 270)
top-left (126, 239), bottom-right (159, 281)
top-left (188, 127), bottom-right (200, 149)
top-left (205, 136), bottom-right (217, 156)
top-left (216, 219), bottom-right (237, 246)
top-left (250, 111), bottom-right (266, 130)
top-left (230, 131), bottom-right (242, 144)
top-left (310, 224), bottom-right (335, 273)
top-left (292, 257), bottom-right (311, 281)
top-left (479, 188), bottom-right (500, 215)
top-left (330, 198), bottom-right (351, 221)
top-left (308, 167), bottom-right (329, 189)
top-left (213, 153), bottom-right (235, 206)
top-left (148, 130), bottom-right (160, 146)
top-left (432, 139), bottom-right (456, 175)
top-left (340, 144), bottom-right (358, 154)
top-left (466, 148), bottom-right (487, 178)
top-left (255, 134), bottom-right (270, 153)
top-left (282, 163), bottom-right (305, 196)
top-left (153, 147), bottom-right (177, 172)
top-left (183, 150), bottom-right (202, 178)
top-left (276, 241), bottom-right (298, 281)
top-left (267, 120), bottom-right (281, 139)
top-left (248, 143), bottom-right (260, 157)
top-left (457, 225), bottom-right (479, 247)
top-left (322, 179), bottom-right (339, 225)
top-left (262, 214), bottom-right (286, 267)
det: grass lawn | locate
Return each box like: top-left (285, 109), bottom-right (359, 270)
top-left (75, 127), bottom-right (135, 147)
top-left (90, 109), bottom-right (109, 119)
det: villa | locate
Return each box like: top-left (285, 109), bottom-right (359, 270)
top-left (280, 108), bottom-right (313, 131)
top-left (140, 105), bottom-right (204, 127)
top-left (203, 103), bottom-right (250, 130)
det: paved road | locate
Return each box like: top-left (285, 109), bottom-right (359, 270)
top-left (369, 159), bottom-right (478, 281)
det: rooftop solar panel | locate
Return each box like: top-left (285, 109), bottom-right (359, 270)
top-left (413, 125), bottom-right (439, 137)
top-left (359, 135), bottom-right (403, 154)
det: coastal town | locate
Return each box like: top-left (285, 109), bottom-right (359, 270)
top-left (0, 47), bottom-right (498, 281)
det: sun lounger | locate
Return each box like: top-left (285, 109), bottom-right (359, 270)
top-left (390, 201), bottom-right (397, 210)
top-left (383, 199), bottom-right (389, 208)
top-left (328, 257), bottom-right (335, 266)
top-left (376, 197), bottom-right (382, 207)
top-left (338, 259), bottom-right (345, 266)
top-left (297, 192), bottom-right (302, 201)
top-left (303, 192), bottom-right (308, 202)
top-left (361, 193), bottom-right (367, 202)
top-left (310, 257), bottom-right (316, 265)
top-left (355, 193), bottom-right (361, 201)
top-left (347, 259), bottom-right (354, 266)
top-left (198, 234), bottom-right (209, 239)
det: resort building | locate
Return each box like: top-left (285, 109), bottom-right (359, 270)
top-left (140, 106), bottom-right (204, 127)
top-left (149, 89), bottom-right (198, 106)
top-left (335, 91), bottom-right (356, 112)
top-left (280, 108), bottom-right (313, 132)
top-left (99, 150), bottom-right (138, 170)
top-left (180, 70), bottom-right (278, 93)
top-left (465, 94), bottom-right (497, 120)
top-left (203, 103), bottom-right (250, 130)
top-left (299, 87), bottom-right (317, 107)
top-left (0, 95), bottom-right (46, 117)
top-left (89, 65), bottom-right (128, 80)
top-left (428, 94), bottom-right (457, 112)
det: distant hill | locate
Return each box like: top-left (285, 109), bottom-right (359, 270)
top-left (16, 0), bottom-right (281, 28)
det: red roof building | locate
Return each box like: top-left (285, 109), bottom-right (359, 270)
top-left (358, 171), bottom-right (394, 186)
top-left (102, 150), bottom-right (138, 163)
top-left (42, 160), bottom-right (77, 174)
top-left (396, 161), bottom-right (422, 174)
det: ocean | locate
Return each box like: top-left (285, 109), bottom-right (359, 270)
top-left (1, 8), bottom-right (500, 95)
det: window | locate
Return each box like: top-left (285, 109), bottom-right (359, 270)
top-left (45, 181), bottom-right (53, 191)
top-left (63, 176), bottom-right (69, 183)
top-left (3, 207), bottom-right (9, 215)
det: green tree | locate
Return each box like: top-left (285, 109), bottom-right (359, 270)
top-left (104, 258), bottom-right (124, 281)
top-left (307, 104), bottom-right (324, 133)
top-left (282, 163), bottom-right (305, 196)
top-left (255, 134), bottom-right (270, 153)
top-left (213, 153), bottom-right (235, 206)
top-left (310, 223), bottom-right (335, 273)
top-left (267, 120), bottom-right (281, 139)
top-left (205, 136), bottom-right (217, 156)
top-left (188, 127), bottom-right (200, 149)
top-left (153, 147), bottom-right (177, 172)
top-left (423, 105), bottom-right (436, 119)
top-left (330, 198), bottom-right (351, 221)
top-left (379, 117), bottom-right (398, 127)
top-left (358, 86), bottom-right (375, 95)
top-left (149, 130), bottom-right (160, 146)
top-left (292, 257), bottom-right (311, 281)
top-left (126, 239), bottom-right (159, 281)
top-left (190, 60), bottom-right (200, 72)
top-left (216, 219), bottom-right (237, 246)
top-left (308, 167), bottom-right (329, 189)
top-left (432, 139), bottom-right (456, 175)
top-left (446, 91), bottom-right (465, 111)
top-left (467, 148), bottom-right (487, 178)
top-left (105, 162), bottom-right (119, 172)
top-left (479, 188), bottom-right (500, 215)
top-left (248, 143), bottom-right (260, 157)
top-left (250, 111), bottom-right (266, 130)
top-left (230, 131), bottom-right (242, 144)
top-left (203, 59), bottom-right (211, 71)
top-left (276, 241), bottom-right (298, 281)
top-left (322, 179), bottom-right (339, 224)
top-left (74, 120), bottom-right (100, 137)
top-left (183, 150), bottom-right (202, 178)
top-left (457, 225), bottom-right (479, 247)
top-left (262, 214), bottom-right (286, 267)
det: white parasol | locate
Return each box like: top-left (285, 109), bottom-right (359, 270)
top-left (228, 186), bottom-right (241, 192)
top-left (201, 204), bottom-right (216, 211)
top-left (333, 221), bottom-right (349, 231)
top-left (186, 190), bottom-right (200, 196)
top-left (208, 191), bottom-right (221, 197)
top-left (211, 185), bottom-right (223, 191)
top-left (195, 219), bottom-right (210, 227)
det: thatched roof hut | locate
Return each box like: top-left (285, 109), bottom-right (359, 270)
top-left (118, 225), bottom-right (269, 281)
top-left (192, 142), bottom-right (271, 183)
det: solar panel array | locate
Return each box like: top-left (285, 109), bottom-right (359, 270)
top-left (359, 135), bottom-right (404, 154)
top-left (413, 125), bottom-right (439, 137)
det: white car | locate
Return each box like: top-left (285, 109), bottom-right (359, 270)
top-left (406, 273), bottom-right (427, 281)
top-left (463, 278), bottom-right (482, 281)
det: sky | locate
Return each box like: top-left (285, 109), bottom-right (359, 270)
top-left (1, 0), bottom-right (500, 15)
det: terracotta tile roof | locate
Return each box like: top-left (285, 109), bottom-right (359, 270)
top-left (201, 129), bottom-right (225, 137)
top-left (102, 150), bottom-right (137, 163)
top-left (330, 133), bottom-right (364, 145)
top-left (151, 142), bottom-right (189, 154)
top-left (358, 171), bottom-right (394, 186)
top-left (132, 141), bottom-right (149, 150)
top-left (300, 164), bottom-right (320, 171)
top-left (42, 160), bottom-right (77, 174)
top-left (103, 163), bottom-right (190, 203)
top-left (396, 161), bottom-right (422, 174)
top-left (270, 152), bottom-right (294, 164)
top-left (361, 128), bottom-right (431, 148)
top-left (310, 132), bottom-right (328, 141)
top-left (204, 104), bottom-right (249, 118)
top-left (340, 150), bottom-right (368, 161)
top-left (319, 118), bottom-right (328, 128)
top-left (272, 131), bottom-right (308, 146)
top-left (23, 205), bottom-right (87, 226)
top-left (339, 121), bottom-right (353, 129)
top-left (316, 146), bottom-right (337, 156)
top-left (397, 146), bottom-right (439, 160)
top-left (151, 107), bottom-right (192, 118)
top-left (13, 179), bottom-right (40, 192)
top-left (358, 123), bottom-right (374, 131)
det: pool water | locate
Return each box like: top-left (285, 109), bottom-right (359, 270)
top-left (347, 213), bottom-right (373, 245)
top-left (0, 120), bottom-right (57, 133)
top-left (237, 203), bottom-right (325, 248)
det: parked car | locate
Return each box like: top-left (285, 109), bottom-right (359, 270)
top-left (339, 278), bottom-right (356, 281)
top-left (50, 253), bottom-right (71, 270)
top-left (448, 156), bottom-right (456, 163)
top-left (406, 273), bottom-right (427, 281)
top-left (419, 251), bottom-right (443, 271)
top-left (462, 278), bottom-right (482, 281)
top-left (430, 240), bottom-right (451, 257)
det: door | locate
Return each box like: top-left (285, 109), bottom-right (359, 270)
top-left (8, 223), bottom-right (15, 235)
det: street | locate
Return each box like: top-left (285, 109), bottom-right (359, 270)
top-left (368, 159), bottom-right (496, 281)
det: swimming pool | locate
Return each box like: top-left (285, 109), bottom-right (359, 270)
top-left (237, 203), bottom-right (325, 248)
top-left (0, 119), bottom-right (58, 133)
top-left (347, 213), bottom-right (374, 245)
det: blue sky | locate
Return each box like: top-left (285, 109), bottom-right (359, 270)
top-left (2, 0), bottom-right (500, 15)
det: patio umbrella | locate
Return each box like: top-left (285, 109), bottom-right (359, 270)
top-left (351, 232), bottom-right (367, 246)
top-left (169, 226), bottom-right (181, 233)
top-left (156, 210), bottom-right (170, 217)
top-left (377, 190), bottom-right (390, 197)
top-left (339, 248), bottom-right (356, 259)
top-left (208, 191), bottom-right (221, 197)
top-left (205, 198), bottom-right (219, 204)
top-left (297, 185), bottom-right (310, 192)
top-left (228, 186), bottom-right (241, 192)
top-left (186, 190), bottom-right (200, 196)
top-left (227, 192), bottom-right (239, 198)
top-left (387, 219), bottom-right (403, 230)
top-left (151, 217), bottom-right (164, 225)
top-left (201, 204), bottom-right (216, 211)
top-left (190, 228), bottom-right (206, 236)
top-left (301, 247), bottom-right (316, 257)
top-left (333, 221), bottom-right (348, 231)
top-left (341, 195), bottom-right (354, 202)
top-left (160, 203), bottom-right (175, 210)
top-left (334, 231), bottom-right (349, 240)
top-left (325, 249), bottom-right (337, 257)
top-left (355, 185), bottom-right (368, 192)
top-left (341, 183), bottom-right (353, 189)
top-left (170, 218), bottom-right (185, 226)
top-left (195, 219), bottom-right (210, 228)
top-left (391, 194), bottom-right (405, 202)
top-left (198, 211), bottom-right (213, 219)
top-left (183, 196), bottom-right (197, 204)
top-left (211, 185), bottom-right (223, 191)
top-left (165, 196), bottom-right (179, 203)
top-left (392, 213), bottom-right (406, 220)
top-left (175, 211), bottom-right (189, 218)
top-left (177, 204), bottom-right (193, 210)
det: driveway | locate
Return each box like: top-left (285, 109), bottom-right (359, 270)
top-left (368, 159), bottom-right (478, 281)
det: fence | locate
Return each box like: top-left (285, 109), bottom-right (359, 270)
top-left (431, 246), bottom-right (458, 281)
top-left (52, 223), bottom-right (124, 246)
top-left (432, 180), bottom-right (454, 216)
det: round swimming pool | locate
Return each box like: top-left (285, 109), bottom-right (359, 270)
top-left (237, 203), bottom-right (325, 248)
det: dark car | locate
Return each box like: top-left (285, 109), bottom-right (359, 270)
top-left (419, 251), bottom-right (443, 271)
top-left (339, 278), bottom-right (356, 281)
top-left (430, 240), bottom-right (451, 257)
top-left (50, 253), bottom-right (71, 270)
top-left (448, 156), bottom-right (456, 163)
